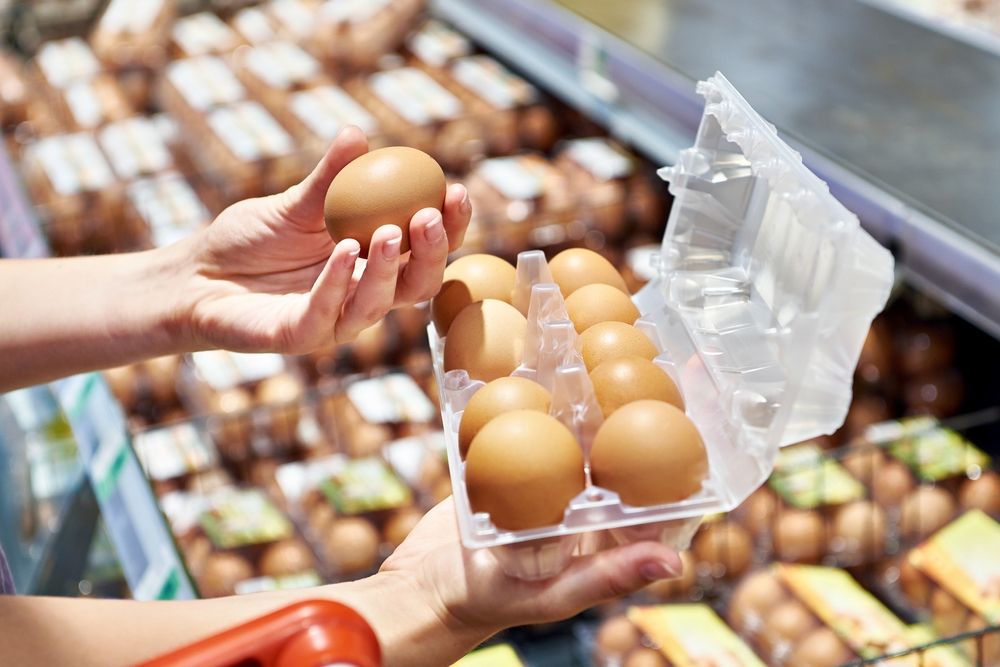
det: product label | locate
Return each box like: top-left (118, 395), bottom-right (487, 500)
top-left (167, 56), bottom-right (245, 111)
top-left (320, 457), bottom-right (412, 515)
top-left (64, 79), bottom-right (105, 129)
top-left (269, 0), bottom-right (315, 38)
top-left (208, 101), bottom-right (295, 162)
top-left (903, 625), bottom-right (973, 667)
top-left (406, 20), bottom-right (471, 67)
top-left (370, 67), bottom-right (463, 126)
top-left (452, 644), bottom-right (525, 667)
top-left (158, 490), bottom-right (209, 537)
top-left (888, 420), bottom-right (991, 482)
top-left (172, 12), bottom-right (240, 56)
top-left (36, 38), bottom-right (100, 88)
top-left (232, 7), bottom-right (277, 44)
top-left (99, 117), bottom-right (174, 181)
top-left (478, 156), bottom-right (544, 201)
top-left (451, 55), bottom-right (536, 110)
top-left (778, 564), bottom-right (912, 659)
top-left (31, 133), bottom-right (116, 196)
top-left (275, 454), bottom-right (349, 505)
top-left (909, 510), bottom-right (1000, 624)
top-left (291, 85), bottom-right (379, 139)
top-left (384, 431), bottom-right (446, 487)
top-left (127, 171), bottom-right (209, 247)
top-left (565, 137), bottom-right (634, 181)
top-left (245, 41), bottom-right (319, 90)
top-left (769, 442), bottom-right (865, 509)
top-left (346, 373), bottom-right (436, 424)
top-left (628, 604), bottom-right (766, 667)
top-left (235, 570), bottom-right (323, 595)
top-left (98, 0), bottom-right (164, 35)
top-left (199, 488), bottom-right (293, 549)
top-left (133, 422), bottom-right (217, 481)
top-left (320, 0), bottom-right (391, 25)
top-left (191, 350), bottom-right (286, 391)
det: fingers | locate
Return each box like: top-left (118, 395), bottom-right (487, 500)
top-left (443, 183), bottom-right (471, 251)
top-left (335, 225), bottom-right (402, 342)
top-left (283, 239), bottom-right (359, 352)
top-left (282, 126), bottom-right (368, 227)
top-left (395, 208), bottom-right (449, 306)
top-left (535, 542), bottom-right (682, 620)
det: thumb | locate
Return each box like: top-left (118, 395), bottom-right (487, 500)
top-left (282, 125), bottom-right (368, 224)
top-left (538, 541), bottom-right (682, 618)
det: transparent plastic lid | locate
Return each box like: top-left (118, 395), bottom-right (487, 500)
top-left (636, 72), bottom-right (894, 455)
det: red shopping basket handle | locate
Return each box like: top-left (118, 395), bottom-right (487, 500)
top-left (138, 599), bottom-right (381, 667)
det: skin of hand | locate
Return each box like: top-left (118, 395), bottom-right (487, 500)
top-left (0, 497), bottom-right (681, 667)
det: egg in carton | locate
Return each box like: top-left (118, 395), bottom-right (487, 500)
top-left (0, 50), bottom-right (32, 129)
top-left (231, 41), bottom-right (329, 120)
top-left (20, 132), bottom-right (124, 256)
top-left (429, 73), bottom-right (894, 581)
top-left (402, 19), bottom-right (473, 71)
top-left (132, 419), bottom-right (222, 497)
top-left (169, 12), bottom-right (245, 60)
top-left (348, 66), bottom-right (485, 172)
top-left (305, 0), bottom-right (425, 73)
top-left (156, 55), bottom-right (247, 149)
top-left (123, 170), bottom-right (212, 249)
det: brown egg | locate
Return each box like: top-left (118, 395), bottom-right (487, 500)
top-left (872, 459), bottom-right (915, 508)
top-left (103, 365), bottom-right (138, 408)
top-left (900, 486), bottom-right (956, 541)
top-left (210, 387), bottom-right (254, 458)
top-left (930, 587), bottom-right (968, 637)
top-left (143, 355), bottom-right (180, 405)
top-left (350, 321), bottom-right (389, 369)
top-left (383, 506), bottom-right (424, 548)
top-left (959, 472), bottom-right (1000, 515)
top-left (548, 247), bottom-right (629, 297)
top-left (579, 322), bottom-right (658, 372)
top-left (595, 615), bottom-right (641, 659)
top-left (896, 555), bottom-right (932, 607)
top-left (843, 394), bottom-right (891, 441)
top-left (739, 487), bottom-right (778, 538)
top-left (762, 600), bottom-right (819, 652)
top-left (856, 324), bottom-right (893, 388)
top-left (256, 372), bottom-right (304, 444)
top-left (692, 521), bottom-right (753, 579)
top-left (728, 569), bottom-right (788, 633)
top-left (644, 550), bottom-right (697, 601)
top-left (259, 538), bottom-right (315, 578)
top-left (591, 400), bottom-right (707, 507)
top-left (830, 500), bottom-right (886, 561)
top-left (431, 254), bottom-right (516, 335)
top-left (458, 377), bottom-right (551, 456)
top-left (622, 647), bottom-right (669, 667)
top-left (182, 536), bottom-right (213, 579)
top-left (324, 146), bottom-right (446, 256)
top-left (589, 356), bottom-right (683, 418)
top-left (904, 369), bottom-right (965, 418)
top-left (841, 447), bottom-right (886, 486)
top-left (897, 324), bottom-right (955, 377)
top-left (197, 552), bottom-right (254, 598)
top-left (465, 410), bottom-right (584, 531)
top-left (773, 509), bottom-right (827, 563)
top-left (309, 502), bottom-right (336, 534)
top-left (788, 627), bottom-right (855, 667)
top-left (444, 299), bottom-right (527, 382)
top-left (324, 517), bottom-right (381, 574)
top-left (565, 283), bottom-right (640, 333)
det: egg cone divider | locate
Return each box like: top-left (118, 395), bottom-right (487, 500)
top-left (549, 362), bottom-right (602, 460)
top-left (512, 250), bottom-right (555, 315)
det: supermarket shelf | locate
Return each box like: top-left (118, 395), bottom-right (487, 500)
top-left (855, 0), bottom-right (1000, 59)
top-left (433, 0), bottom-right (1000, 339)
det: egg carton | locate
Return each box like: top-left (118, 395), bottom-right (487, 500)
top-left (430, 72), bottom-right (894, 580)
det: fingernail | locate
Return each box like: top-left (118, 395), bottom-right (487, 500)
top-left (423, 212), bottom-right (444, 242)
top-left (382, 233), bottom-right (402, 260)
top-left (640, 559), bottom-right (680, 581)
top-left (458, 185), bottom-right (470, 213)
top-left (341, 241), bottom-right (361, 266)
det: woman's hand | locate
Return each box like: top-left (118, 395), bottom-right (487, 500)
top-left (175, 126), bottom-right (471, 354)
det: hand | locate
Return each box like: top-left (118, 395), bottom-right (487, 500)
top-left (351, 497), bottom-right (682, 666)
top-left (174, 126), bottom-right (471, 354)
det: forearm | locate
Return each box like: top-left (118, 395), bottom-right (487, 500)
top-left (0, 574), bottom-right (495, 667)
top-left (0, 244), bottom-right (193, 392)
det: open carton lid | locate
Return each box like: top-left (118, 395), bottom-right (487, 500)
top-left (636, 73), bottom-right (894, 499)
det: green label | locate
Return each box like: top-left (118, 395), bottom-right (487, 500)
top-left (321, 457), bottom-right (412, 515)
top-left (199, 489), bottom-right (293, 549)
top-left (156, 569), bottom-right (182, 601)
top-left (889, 423), bottom-right (991, 481)
top-left (770, 443), bottom-right (865, 509)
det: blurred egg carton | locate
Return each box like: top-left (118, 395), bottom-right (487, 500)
top-left (430, 73), bottom-right (894, 580)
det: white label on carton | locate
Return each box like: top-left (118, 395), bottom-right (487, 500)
top-left (33, 134), bottom-right (115, 195)
top-left (320, 0), bottom-right (391, 24)
top-left (269, 0), bottom-right (315, 38)
top-left (478, 157), bottom-right (544, 201)
top-left (370, 68), bottom-right (463, 125)
top-left (385, 431), bottom-right (445, 486)
top-left (167, 57), bottom-right (245, 111)
top-left (172, 12), bottom-right (239, 56)
top-left (99, 117), bottom-right (173, 180)
top-left (565, 137), bottom-right (633, 181)
top-left (346, 373), bottom-right (436, 424)
top-left (158, 490), bottom-right (208, 535)
top-left (192, 350), bottom-right (286, 391)
top-left (127, 172), bottom-right (209, 247)
top-left (451, 55), bottom-right (537, 110)
top-left (407, 20), bottom-right (471, 67)
top-left (232, 7), bottom-right (277, 44)
top-left (275, 454), bottom-right (347, 503)
top-left (64, 80), bottom-right (104, 129)
top-left (245, 41), bottom-right (319, 90)
top-left (36, 38), bottom-right (100, 88)
top-left (291, 85), bottom-right (378, 139)
top-left (134, 422), bottom-right (216, 481)
top-left (98, 0), bottom-right (164, 35)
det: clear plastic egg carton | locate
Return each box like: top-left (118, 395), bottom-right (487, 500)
top-left (430, 73), bottom-right (895, 580)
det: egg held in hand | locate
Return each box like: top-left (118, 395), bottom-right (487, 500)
top-left (324, 146), bottom-right (446, 257)
top-left (590, 400), bottom-right (708, 507)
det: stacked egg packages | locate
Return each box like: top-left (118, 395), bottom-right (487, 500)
top-left (429, 247), bottom-right (714, 579)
